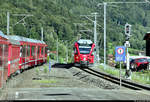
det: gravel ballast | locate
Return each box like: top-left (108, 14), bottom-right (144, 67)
top-left (1, 62), bottom-right (150, 100)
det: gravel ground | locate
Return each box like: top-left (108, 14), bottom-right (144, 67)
top-left (1, 62), bottom-right (99, 99)
top-left (68, 67), bottom-right (120, 89)
top-left (5, 65), bottom-right (97, 88)
top-left (0, 60), bottom-right (130, 100)
top-left (1, 61), bottom-right (150, 100)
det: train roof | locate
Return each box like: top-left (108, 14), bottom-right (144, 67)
top-left (0, 31), bottom-right (8, 39)
top-left (0, 31), bottom-right (46, 45)
top-left (77, 39), bottom-right (93, 44)
top-left (0, 31), bottom-right (20, 45)
top-left (8, 37), bottom-right (20, 45)
top-left (8, 35), bottom-right (46, 44)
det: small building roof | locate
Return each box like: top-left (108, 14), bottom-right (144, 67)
top-left (143, 32), bottom-right (150, 40)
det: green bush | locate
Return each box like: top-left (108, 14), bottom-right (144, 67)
top-left (59, 57), bottom-right (64, 63)
top-left (44, 66), bottom-right (48, 73)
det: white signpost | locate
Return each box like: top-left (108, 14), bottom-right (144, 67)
top-left (115, 46), bottom-right (126, 88)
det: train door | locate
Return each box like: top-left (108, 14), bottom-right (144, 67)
top-left (39, 46), bottom-right (41, 58)
top-left (43, 46), bottom-right (46, 63)
top-left (40, 46), bottom-right (43, 63)
top-left (31, 45), bottom-right (35, 66)
top-left (38, 46), bottom-right (42, 65)
top-left (11, 45), bottom-right (20, 73)
top-left (27, 45), bottom-right (30, 59)
top-left (27, 45), bottom-right (30, 67)
top-left (22, 45), bottom-right (26, 69)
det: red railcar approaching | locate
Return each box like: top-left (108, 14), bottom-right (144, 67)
top-left (74, 39), bottom-right (95, 67)
top-left (0, 31), bottom-right (47, 88)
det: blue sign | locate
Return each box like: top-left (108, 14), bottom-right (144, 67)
top-left (115, 46), bottom-right (126, 62)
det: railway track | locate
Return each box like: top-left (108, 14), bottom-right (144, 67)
top-left (79, 67), bottom-right (150, 90)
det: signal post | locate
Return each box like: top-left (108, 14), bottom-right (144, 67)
top-left (124, 23), bottom-right (132, 79)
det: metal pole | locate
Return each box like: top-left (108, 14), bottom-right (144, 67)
top-left (94, 13), bottom-right (97, 64)
top-left (57, 39), bottom-right (58, 63)
top-left (41, 27), bottom-right (43, 41)
top-left (104, 3), bottom-right (107, 70)
top-left (7, 12), bottom-right (10, 35)
top-left (120, 62), bottom-right (122, 88)
top-left (126, 48), bottom-right (129, 70)
top-left (126, 47), bottom-right (131, 79)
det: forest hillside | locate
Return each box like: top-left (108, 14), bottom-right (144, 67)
top-left (0, 0), bottom-right (150, 62)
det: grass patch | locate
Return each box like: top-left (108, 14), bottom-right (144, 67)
top-left (99, 64), bottom-right (150, 85)
top-left (40, 85), bottom-right (57, 87)
top-left (132, 70), bottom-right (150, 85)
top-left (43, 65), bottom-right (49, 73)
top-left (99, 65), bottom-right (120, 77)
top-left (33, 79), bottom-right (57, 84)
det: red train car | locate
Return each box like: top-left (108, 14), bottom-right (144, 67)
top-left (0, 31), bottom-right (47, 88)
top-left (74, 39), bottom-right (95, 67)
top-left (8, 35), bottom-right (47, 72)
top-left (0, 31), bottom-right (20, 87)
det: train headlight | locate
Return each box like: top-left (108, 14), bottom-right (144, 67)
top-left (76, 56), bottom-right (78, 59)
top-left (83, 57), bottom-right (86, 61)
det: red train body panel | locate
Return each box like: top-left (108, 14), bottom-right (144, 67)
top-left (74, 39), bottom-right (95, 67)
top-left (0, 31), bottom-right (47, 88)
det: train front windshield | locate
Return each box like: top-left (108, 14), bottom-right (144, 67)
top-left (79, 47), bottom-right (91, 54)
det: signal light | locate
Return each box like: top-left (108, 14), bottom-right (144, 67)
top-left (125, 23), bottom-right (131, 36)
top-left (126, 25), bottom-right (129, 33)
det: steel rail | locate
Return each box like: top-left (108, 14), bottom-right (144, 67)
top-left (80, 67), bottom-right (150, 90)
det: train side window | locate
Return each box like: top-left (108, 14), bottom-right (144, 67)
top-left (31, 46), bottom-right (35, 57)
top-left (45, 47), bottom-right (48, 55)
top-left (22, 45), bottom-right (26, 57)
top-left (41, 47), bottom-right (43, 55)
top-left (38, 47), bottom-right (40, 57)
top-left (27, 45), bottom-right (30, 56)
top-left (4, 45), bottom-right (8, 67)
